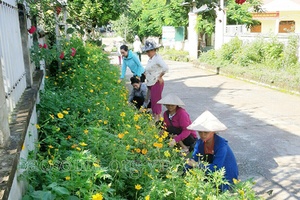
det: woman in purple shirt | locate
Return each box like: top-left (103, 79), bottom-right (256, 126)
top-left (157, 94), bottom-right (197, 153)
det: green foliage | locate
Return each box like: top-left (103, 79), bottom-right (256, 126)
top-left (218, 37), bottom-right (243, 62)
top-left (160, 48), bottom-right (190, 62)
top-left (198, 35), bottom-right (300, 92)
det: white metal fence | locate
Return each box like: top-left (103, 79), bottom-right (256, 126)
top-left (0, 0), bottom-right (27, 114)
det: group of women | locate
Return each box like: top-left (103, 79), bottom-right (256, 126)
top-left (119, 38), bottom-right (238, 191)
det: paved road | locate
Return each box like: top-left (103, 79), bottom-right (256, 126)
top-left (104, 37), bottom-right (300, 200)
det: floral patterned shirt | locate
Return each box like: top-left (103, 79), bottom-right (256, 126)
top-left (145, 54), bottom-right (168, 86)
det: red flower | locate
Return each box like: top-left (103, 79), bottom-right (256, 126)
top-left (39, 44), bottom-right (43, 48)
top-left (28, 26), bottom-right (36, 34)
top-left (43, 44), bottom-right (48, 49)
top-left (56, 6), bottom-right (62, 15)
top-left (71, 47), bottom-right (76, 57)
top-left (59, 52), bottom-right (65, 59)
top-left (235, 0), bottom-right (246, 4)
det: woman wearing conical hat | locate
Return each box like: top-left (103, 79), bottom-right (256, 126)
top-left (185, 110), bottom-right (238, 191)
top-left (157, 94), bottom-right (197, 153)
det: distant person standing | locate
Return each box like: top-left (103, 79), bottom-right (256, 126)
top-left (133, 35), bottom-right (142, 61)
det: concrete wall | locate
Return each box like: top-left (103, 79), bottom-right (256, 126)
top-left (8, 105), bottom-right (39, 200)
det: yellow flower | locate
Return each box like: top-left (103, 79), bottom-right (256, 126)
top-left (79, 142), bottom-right (88, 146)
top-left (133, 114), bottom-right (139, 121)
top-left (118, 133), bottom-right (125, 139)
top-left (48, 160), bottom-right (54, 166)
top-left (103, 120), bottom-right (108, 125)
top-left (141, 149), bottom-right (148, 155)
top-left (145, 195), bottom-right (150, 200)
top-left (92, 193), bottom-right (103, 200)
top-left (126, 145), bottom-right (130, 150)
top-left (120, 112), bottom-right (126, 117)
top-left (135, 148), bottom-right (141, 153)
top-left (133, 138), bottom-right (138, 142)
top-left (76, 147), bottom-right (81, 151)
top-left (117, 79), bottom-right (121, 83)
top-left (63, 110), bottom-right (69, 114)
top-left (195, 197), bottom-right (202, 200)
top-left (162, 131), bottom-right (169, 138)
top-left (65, 176), bottom-right (71, 181)
top-left (57, 112), bottom-right (64, 119)
top-left (166, 174), bottom-right (172, 179)
top-left (84, 129), bottom-right (89, 134)
top-left (233, 178), bottom-right (240, 185)
top-left (45, 76), bottom-right (49, 79)
top-left (135, 125), bottom-right (141, 130)
top-left (90, 89), bottom-right (94, 93)
top-left (238, 189), bottom-right (245, 196)
top-left (93, 163), bottom-right (100, 168)
top-left (35, 124), bottom-right (40, 129)
top-left (135, 184), bottom-right (142, 190)
top-left (153, 142), bottom-right (163, 148)
top-left (158, 138), bottom-right (163, 142)
top-left (164, 150), bottom-right (171, 157)
top-left (88, 109), bottom-right (91, 113)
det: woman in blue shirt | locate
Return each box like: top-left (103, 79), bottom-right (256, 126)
top-left (120, 45), bottom-right (145, 82)
top-left (185, 110), bottom-right (239, 191)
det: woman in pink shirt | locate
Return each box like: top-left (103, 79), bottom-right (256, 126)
top-left (158, 93), bottom-right (197, 153)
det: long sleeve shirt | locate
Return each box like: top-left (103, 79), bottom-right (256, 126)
top-left (144, 54), bottom-right (168, 86)
top-left (120, 50), bottom-right (145, 79)
top-left (191, 134), bottom-right (239, 185)
top-left (128, 83), bottom-right (148, 102)
top-left (163, 107), bottom-right (197, 143)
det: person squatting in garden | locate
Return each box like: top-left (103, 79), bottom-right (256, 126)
top-left (128, 76), bottom-right (149, 109)
top-left (120, 44), bottom-right (145, 82)
top-left (157, 93), bottom-right (197, 154)
top-left (143, 40), bottom-right (169, 122)
top-left (184, 110), bottom-right (239, 191)
top-left (133, 35), bottom-right (142, 61)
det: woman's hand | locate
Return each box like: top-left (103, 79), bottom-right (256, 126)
top-left (169, 139), bottom-right (176, 147)
top-left (158, 76), bottom-right (164, 84)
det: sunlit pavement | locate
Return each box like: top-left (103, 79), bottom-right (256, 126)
top-left (103, 37), bottom-right (300, 200)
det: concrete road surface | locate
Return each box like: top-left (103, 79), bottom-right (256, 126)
top-left (104, 37), bottom-right (300, 200)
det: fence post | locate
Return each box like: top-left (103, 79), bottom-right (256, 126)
top-left (0, 60), bottom-right (10, 148)
top-left (18, 4), bottom-right (33, 88)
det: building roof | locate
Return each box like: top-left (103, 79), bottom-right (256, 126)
top-left (262, 0), bottom-right (300, 12)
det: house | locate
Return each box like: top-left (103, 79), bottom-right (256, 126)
top-left (251, 0), bottom-right (300, 34)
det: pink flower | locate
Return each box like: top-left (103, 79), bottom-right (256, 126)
top-left (39, 44), bottom-right (43, 48)
top-left (71, 47), bottom-right (76, 57)
top-left (28, 26), bottom-right (36, 34)
top-left (59, 52), bottom-right (65, 59)
top-left (43, 44), bottom-right (48, 49)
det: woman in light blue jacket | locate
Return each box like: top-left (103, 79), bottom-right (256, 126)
top-left (120, 45), bottom-right (145, 82)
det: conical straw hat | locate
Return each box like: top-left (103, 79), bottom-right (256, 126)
top-left (157, 93), bottom-right (185, 106)
top-left (187, 110), bottom-right (227, 132)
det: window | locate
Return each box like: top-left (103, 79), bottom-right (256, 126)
top-left (279, 21), bottom-right (295, 33)
top-left (250, 22), bottom-right (261, 33)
